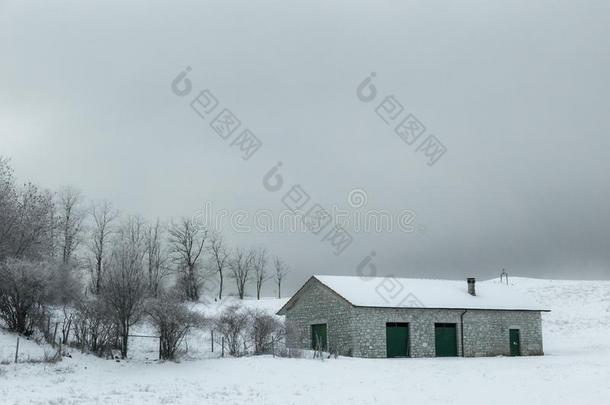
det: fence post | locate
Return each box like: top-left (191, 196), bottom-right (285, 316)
top-left (52, 322), bottom-right (59, 347)
top-left (159, 336), bottom-right (162, 360)
top-left (14, 337), bottom-right (20, 363)
top-left (221, 337), bottom-right (225, 358)
top-left (211, 330), bottom-right (214, 353)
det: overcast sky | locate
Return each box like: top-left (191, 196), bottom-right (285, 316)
top-left (1, 0), bottom-right (609, 295)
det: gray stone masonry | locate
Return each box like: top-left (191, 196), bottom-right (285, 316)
top-left (283, 279), bottom-right (544, 358)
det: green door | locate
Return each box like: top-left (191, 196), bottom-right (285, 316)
top-left (435, 323), bottom-right (458, 357)
top-left (386, 323), bottom-right (410, 358)
top-left (509, 329), bottom-right (521, 356)
top-left (311, 323), bottom-right (327, 351)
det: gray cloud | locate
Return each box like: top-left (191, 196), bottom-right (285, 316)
top-left (1, 0), bottom-right (609, 295)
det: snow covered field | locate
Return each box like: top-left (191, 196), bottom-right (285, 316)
top-left (1, 278), bottom-right (609, 405)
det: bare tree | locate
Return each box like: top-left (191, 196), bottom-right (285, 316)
top-left (253, 248), bottom-right (268, 300)
top-left (229, 247), bottom-right (254, 299)
top-left (102, 216), bottom-right (148, 358)
top-left (209, 232), bottom-right (229, 300)
top-left (57, 187), bottom-right (85, 265)
top-left (88, 201), bottom-right (119, 295)
top-left (145, 219), bottom-right (170, 297)
top-left (168, 218), bottom-right (208, 301)
top-left (274, 257), bottom-right (289, 299)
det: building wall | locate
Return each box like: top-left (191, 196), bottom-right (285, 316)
top-left (462, 310), bottom-right (543, 357)
top-left (284, 280), bottom-right (355, 356)
top-left (352, 307), bottom-right (544, 358)
top-left (283, 280), bottom-right (544, 358)
top-left (352, 307), bottom-right (464, 357)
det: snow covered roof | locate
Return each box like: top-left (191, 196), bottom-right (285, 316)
top-left (280, 275), bottom-right (548, 312)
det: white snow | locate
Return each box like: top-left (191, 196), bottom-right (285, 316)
top-left (1, 278), bottom-right (609, 405)
top-left (311, 275), bottom-right (547, 311)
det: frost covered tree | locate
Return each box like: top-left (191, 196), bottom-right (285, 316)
top-left (229, 247), bottom-right (254, 299)
top-left (102, 217), bottom-right (148, 358)
top-left (209, 232), bottom-right (229, 300)
top-left (253, 248), bottom-right (268, 300)
top-left (0, 157), bottom-right (55, 261)
top-left (214, 305), bottom-right (250, 357)
top-left (248, 308), bottom-right (285, 355)
top-left (51, 187), bottom-right (86, 306)
top-left (169, 218), bottom-right (208, 301)
top-left (57, 187), bottom-right (85, 265)
top-left (273, 257), bottom-right (289, 299)
top-left (147, 292), bottom-right (203, 360)
top-left (0, 258), bottom-right (52, 334)
top-left (145, 219), bottom-right (170, 298)
top-left (87, 200), bottom-right (119, 295)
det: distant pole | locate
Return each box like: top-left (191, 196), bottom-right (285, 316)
top-left (14, 337), bottom-right (20, 363)
top-left (501, 269), bottom-right (509, 285)
top-left (159, 336), bottom-right (162, 360)
top-left (221, 337), bottom-right (225, 358)
top-left (211, 330), bottom-right (214, 353)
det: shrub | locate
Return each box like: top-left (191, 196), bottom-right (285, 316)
top-left (72, 297), bottom-right (118, 356)
top-left (146, 293), bottom-right (203, 360)
top-left (214, 305), bottom-right (250, 357)
top-left (24, 350), bottom-right (62, 365)
top-left (276, 347), bottom-right (304, 359)
top-left (0, 258), bottom-right (51, 335)
top-left (248, 309), bottom-right (285, 355)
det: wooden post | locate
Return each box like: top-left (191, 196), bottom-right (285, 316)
top-left (159, 336), bottom-right (162, 360)
top-left (52, 322), bottom-right (59, 347)
top-left (14, 337), bottom-right (20, 363)
top-left (211, 330), bottom-right (214, 353)
top-left (221, 337), bottom-right (225, 358)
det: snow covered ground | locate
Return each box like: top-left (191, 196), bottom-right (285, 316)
top-left (1, 278), bottom-right (609, 405)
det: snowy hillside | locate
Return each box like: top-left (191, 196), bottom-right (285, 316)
top-left (1, 279), bottom-right (610, 405)
top-left (485, 277), bottom-right (610, 353)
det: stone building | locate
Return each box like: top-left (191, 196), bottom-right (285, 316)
top-left (277, 275), bottom-right (548, 358)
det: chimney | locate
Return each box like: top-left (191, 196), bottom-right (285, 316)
top-left (467, 278), bottom-right (476, 296)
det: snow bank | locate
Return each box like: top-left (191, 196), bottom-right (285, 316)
top-left (1, 280), bottom-right (609, 405)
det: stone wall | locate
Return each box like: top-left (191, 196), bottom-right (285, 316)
top-left (351, 307), bottom-right (543, 357)
top-left (284, 279), bottom-right (355, 356)
top-left (462, 310), bottom-right (543, 357)
top-left (352, 307), bottom-right (463, 357)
